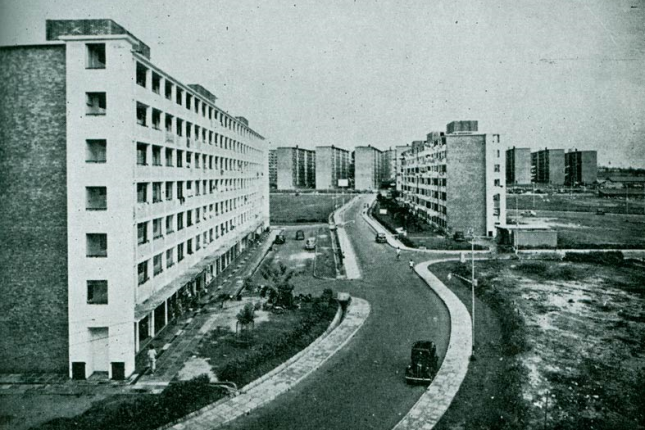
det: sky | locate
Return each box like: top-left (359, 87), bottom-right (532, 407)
top-left (1, 0), bottom-right (644, 167)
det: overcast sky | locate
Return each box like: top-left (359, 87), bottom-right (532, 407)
top-left (1, 0), bottom-right (644, 167)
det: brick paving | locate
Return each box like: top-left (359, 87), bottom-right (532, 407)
top-left (393, 260), bottom-right (473, 430)
top-left (163, 297), bottom-right (371, 430)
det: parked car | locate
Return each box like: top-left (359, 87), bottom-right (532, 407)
top-left (521, 210), bottom-right (537, 217)
top-left (405, 340), bottom-right (439, 385)
top-left (375, 233), bottom-right (387, 243)
top-left (274, 233), bottom-right (286, 244)
top-left (295, 230), bottom-right (305, 240)
top-left (305, 237), bottom-right (316, 250)
top-left (453, 231), bottom-right (465, 242)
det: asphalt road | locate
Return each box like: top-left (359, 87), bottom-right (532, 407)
top-left (223, 195), bottom-right (451, 430)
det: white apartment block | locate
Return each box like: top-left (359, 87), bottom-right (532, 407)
top-left (42, 20), bottom-right (269, 379)
top-left (401, 122), bottom-right (505, 237)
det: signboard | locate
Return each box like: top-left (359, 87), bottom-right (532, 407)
top-left (379, 209), bottom-right (388, 215)
top-left (337, 179), bottom-right (349, 188)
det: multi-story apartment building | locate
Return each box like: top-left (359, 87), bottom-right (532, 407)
top-left (382, 148), bottom-right (396, 184)
top-left (531, 148), bottom-right (565, 185)
top-left (394, 144), bottom-right (412, 192)
top-left (276, 146), bottom-right (316, 190)
top-left (506, 147), bottom-right (532, 185)
top-left (354, 145), bottom-right (384, 191)
top-left (0, 19), bottom-right (269, 380)
top-left (268, 149), bottom-right (277, 189)
top-left (400, 121), bottom-right (505, 237)
top-left (315, 145), bottom-right (351, 189)
top-left (565, 149), bottom-right (597, 186)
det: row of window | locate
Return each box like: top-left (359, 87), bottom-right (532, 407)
top-left (136, 180), bottom-right (258, 204)
top-left (136, 142), bottom-right (257, 172)
top-left (136, 199), bottom-right (252, 245)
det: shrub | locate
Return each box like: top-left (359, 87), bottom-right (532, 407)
top-left (563, 251), bottom-right (624, 266)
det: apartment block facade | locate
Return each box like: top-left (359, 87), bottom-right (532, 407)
top-left (268, 149), bottom-right (277, 189)
top-left (0, 19), bottom-right (269, 379)
top-left (276, 146), bottom-right (315, 190)
top-left (565, 150), bottom-right (597, 186)
top-left (401, 121), bottom-right (505, 237)
top-left (354, 145), bottom-right (384, 191)
top-left (532, 148), bottom-right (565, 185)
top-left (315, 145), bottom-right (350, 189)
top-left (506, 147), bottom-right (532, 185)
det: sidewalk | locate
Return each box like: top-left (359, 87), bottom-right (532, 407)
top-left (163, 297), bottom-right (371, 430)
top-left (393, 260), bottom-right (472, 430)
top-left (332, 196), bottom-right (362, 279)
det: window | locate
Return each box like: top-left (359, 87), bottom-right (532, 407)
top-left (87, 234), bottom-right (107, 257)
top-left (494, 179), bottom-right (501, 187)
top-left (177, 212), bottom-right (184, 230)
top-left (86, 43), bottom-right (106, 69)
top-left (165, 80), bottom-right (173, 100)
top-left (195, 181), bottom-right (201, 196)
top-left (137, 143), bottom-right (148, 165)
top-left (176, 118), bottom-right (183, 136)
top-left (187, 210), bottom-right (193, 227)
top-left (166, 249), bottom-right (174, 268)
top-left (165, 181), bottom-right (173, 200)
top-left (137, 222), bottom-right (148, 245)
top-left (152, 146), bottom-right (162, 166)
top-left (496, 150), bottom-right (501, 158)
top-left (186, 152), bottom-right (192, 167)
top-left (136, 103), bottom-right (148, 126)
top-left (494, 164), bottom-right (501, 173)
top-left (86, 187), bottom-right (107, 210)
top-left (136, 62), bottom-right (147, 87)
top-left (177, 150), bottom-right (184, 168)
top-left (195, 207), bottom-right (201, 223)
top-left (152, 109), bottom-right (162, 130)
top-left (177, 243), bottom-right (184, 261)
top-left (87, 280), bottom-right (108, 304)
top-left (152, 73), bottom-right (161, 94)
top-left (195, 235), bottom-right (201, 251)
top-left (186, 94), bottom-right (192, 110)
top-left (86, 139), bottom-right (106, 163)
top-left (195, 154), bottom-right (200, 169)
top-left (152, 182), bottom-right (162, 203)
top-left (153, 218), bottom-right (163, 239)
top-left (138, 260), bottom-right (149, 285)
top-left (187, 239), bottom-right (193, 254)
top-left (177, 181), bottom-right (184, 200)
top-left (86, 93), bottom-right (106, 115)
top-left (176, 87), bottom-right (183, 105)
top-left (165, 148), bottom-right (173, 167)
top-left (153, 254), bottom-right (163, 276)
top-left (166, 215), bottom-right (174, 234)
top-left (137, 183), bottom-right (148, 203)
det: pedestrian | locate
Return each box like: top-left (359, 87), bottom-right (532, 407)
top-left (396, 246), bottom-right (401, 261)
top-left (147, 345), bottom-right (157, 375)
top-left (409, 260), bottom-right (414, 271)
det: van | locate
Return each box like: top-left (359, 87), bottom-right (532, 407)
top-left (295, 230), bottom-right (305, 240)
top-left (305, 237), bottom-right (316, 250)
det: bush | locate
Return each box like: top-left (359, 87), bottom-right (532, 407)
top-left (563, 251), bottom-right (624, 266)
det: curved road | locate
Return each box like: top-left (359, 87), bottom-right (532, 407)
top-left (223, 195), bottom-right (451, 430)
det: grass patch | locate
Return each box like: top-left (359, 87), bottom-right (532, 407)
top-left (34, 375), bottom-right (224, 430)
top-left (314, 228), bottom-right (337, 279)
top-left (270, 194), bottom-right (351, 223)
top-left (199, 298), bottom-right (338, 387)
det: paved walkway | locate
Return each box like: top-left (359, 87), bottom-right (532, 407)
top-left (332, 197), bottom-right (362, 279)
top-left (393, 260), bottom-right (472, 430)
top-left (163, 297), bottom-right (371, 430)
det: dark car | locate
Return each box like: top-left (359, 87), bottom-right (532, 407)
top-left (274, 234), bottom-right (286, 244)
top-left (453, 231), bottom-right (465, 242)
top-left (405, 340), bottom-right (439, 385)
top-left (295, 230), bottom-right (305, 240)
top-left (375, 233), bottom-right (387, 243)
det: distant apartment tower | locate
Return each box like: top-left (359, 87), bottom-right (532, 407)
top-left (394, 144), bottom-right (411, 191)
top-left (506, 147), bottom-right (532, 185)
top-left (354, 145), bottom-right (384, 190)
top-left (532, 148), bottom-right (565, 185)
top-left (276, 146), bottom-right (316, 190)
top-left (315, 145), bottom-right (350, 189)
top-left (401, 121), bottom-right (505, 237)
top-left (0, 19), bottom-right (269, 379)
top-left (565, 150), bottom-right (597, 185)
top-left (382, 148), bottom-right (398, 184)
top-left (268, 149), bottom-right (277, 189)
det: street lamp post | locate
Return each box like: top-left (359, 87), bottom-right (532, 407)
top-left (467, 228), bottom-right (477, 357)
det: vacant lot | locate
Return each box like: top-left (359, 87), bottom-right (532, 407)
top-left (509, 193), bottom-right (645, 215)
top-left (434, 255), bottom-right (645, 429)
top-left (509, 210), bottom-right (645, 248)
top-left (270, 193), bottom-right (352, 223)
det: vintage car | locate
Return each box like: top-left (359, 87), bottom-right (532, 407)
top-left (304, 237), bottom-right (316, 250)
top-left (295, 230), bottom-right (305, 240)
top-left (375, 232), bottom-right (388, 243)
top-left (453, 231), bottom-right (466, 242)
top-left (405, 340), bottom-right (439, 385)
top-left (274, 233), bottom-right (286, 244)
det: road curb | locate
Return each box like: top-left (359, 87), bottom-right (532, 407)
top-left (393, 260), bottom-right (472, 430)
top-left (162, 296), bottom-right (371, 430)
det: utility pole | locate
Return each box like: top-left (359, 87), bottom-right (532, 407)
top-left (468, 227), bottom-right (476, 357)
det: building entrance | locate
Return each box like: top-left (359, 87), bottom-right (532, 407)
top-left (89, 327), bottom-right (109, 375)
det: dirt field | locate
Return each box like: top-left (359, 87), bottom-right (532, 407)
top-left (509, 192), bottom-right (645, 215)
top-left (449, 257), bottom-right (645, 429)
top-left (270, 193), bottom-right (353, 223)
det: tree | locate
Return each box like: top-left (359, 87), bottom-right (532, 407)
top-left (260, 262), bottom-right (296, 308)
